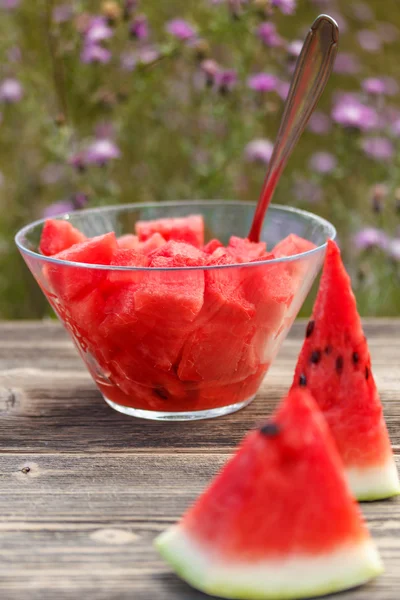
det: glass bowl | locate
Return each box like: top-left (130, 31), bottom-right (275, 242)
top-left (15, 201), bottom-right (336, 421)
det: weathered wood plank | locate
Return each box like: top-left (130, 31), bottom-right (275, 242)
top-left (0, 453), bottom-right (399, 600)
top-left (0, 321), bottom-right (399, 453)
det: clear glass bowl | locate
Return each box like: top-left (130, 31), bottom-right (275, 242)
top-left (15, 201), bottom-right (336, 421)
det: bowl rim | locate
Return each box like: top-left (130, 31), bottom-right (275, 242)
top-left (15, 200), bottom-right (337, 271)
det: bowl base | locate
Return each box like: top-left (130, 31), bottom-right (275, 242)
top-left (103, 395), bottom-right (256, 421)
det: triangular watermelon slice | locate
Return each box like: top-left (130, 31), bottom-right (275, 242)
top-left (156, 388), bottom-right (382, 599)
top-left (292, 239), bottom-right (400, 501)
top-left (39, 219), bottom-right (87, 256)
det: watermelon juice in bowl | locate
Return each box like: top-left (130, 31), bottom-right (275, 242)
top-left (15, 201), bottom-right (335, 420)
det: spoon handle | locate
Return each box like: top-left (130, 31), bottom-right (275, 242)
top-left (248, 14), bottom-right (339, 242)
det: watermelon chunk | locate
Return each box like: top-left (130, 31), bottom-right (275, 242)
top-left (156, 388), bottom-right (382, 599)
top-left (272, 233), bottom-right (316, 258)
top-left (39, 219), bottom-right (87, 256)
top-left (135, 215), bottom-right (204, 248)
top-left (178, 251), bottom-right (257, 384)
top-left (292, 239), bottom-right (400, 501)
top-left (226, 236), bottom-right (267, 263)
top-left (45, 232), bottom-right (118, 301)
top-left (139, 232), bottom-right (166, 255)
top-left (203, 238), bottom-right (223, 254)
top-left (117, 234), bottom-right (139, 250)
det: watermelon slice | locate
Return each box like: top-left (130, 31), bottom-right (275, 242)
top-left (292, 239), bottom-right (400, 501)
top-left (135, 215), bottom-right (204, 248)
top-left (45, 232), bottom-right (118, 301)
top-left (39, 219), bottom-right (87, 256)
top-left (156, 388), bottom-right (382, 599)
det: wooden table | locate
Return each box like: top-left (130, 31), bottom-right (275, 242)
top-left (0, 319), bottom-right (399, 600)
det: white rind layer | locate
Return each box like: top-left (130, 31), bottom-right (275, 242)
top-left (156, 526), bottom-right (383, 600)
top-left (347, 454), bottom-right (400, 501)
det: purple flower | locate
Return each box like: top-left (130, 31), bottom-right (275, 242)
top-left (214, 69), bottom-right (237, 94)
top-left (81, 44), bottom-right (111, 64)
top-left (257, 22), bottom-right (282, 48)
top-left (361, 137), bottom-right (394, 161)
top-left (43, 200), bottom-right (75, 218)
top-left (277, 80), bottom-right (290, 100)
top-left (287, 40), bottom-right (302, 57)
top-left (334, 52), bottom-right (361, 75)
top-left (53, 4), bottom-right (73, 23)
top-left (68, 151), bottom-right (86, 172)
top-left (309, 151), bottom-right (337, 174)
top-left (0, 78), bottom-right (23, 103)
top-left (332, 95), bottom-right (378, 131)
top-left (293, 177), bottom-right (323, 204)
top-left (166, 19), bottom-right (196, 41)
top-left (200, 59), bottom-right (219, 85)
top-left (362, 78), bottom-right (386, 95)
top-left (353, 227), bottom-right (388, 251)
top-left (357, 30), bottom-right (381, 53)
top-left (244, 139), bottom-right (273, 164)
top-left (391, 120), bottom-right (400, 137)
top-left (0, 0), bottom-right (20, 9)
top-left (136, 46), bottom-right (159, 65)
top-left (130, 15), bottom-right (148, 40)
top-left (271, 0), bottom-right (296, 15)
top-left (308, 111), bottom-right (331, 134)
top-left (247, 73), bottom-right (278, 93)
top-left (85, 139), bottom-right (120, 165)
top-left (351, 2), bottom-right (374, 21)
top-left (120, 51), bottom-right (137, 71)
top-left (377, 22), bottom-right (399, 44)
top-left (85, 16), bottom-right (113, 44)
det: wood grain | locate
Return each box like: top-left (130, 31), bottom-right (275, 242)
top-left (0, 320), bottom-right (399, 599)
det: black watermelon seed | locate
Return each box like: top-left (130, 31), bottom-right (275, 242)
top-left (324, 345), bottom-right (332, 355)
top-left (336, 356), bottom-right (344, 374)
top-left (154, 387), bottom-right (169, 400)
top-left (365, 366), bottom-right (369, 380)
top-left (310, 350), bottom-right (321, 364)
top-left (299, 373), bottom-right (307, 387)
top-left (352, 352), bottom-right (359, 364)
top-left (260, 422), bottom-right (281, 437)
top-left (306, 320), bottom-right (315, 338)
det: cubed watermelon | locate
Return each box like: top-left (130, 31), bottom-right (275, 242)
top-left (45, 232), bottom-right (118, 301)
top-left (226, 236), bottom-right (267, 263)
top-left (136, 215), bottom-right (204, 248)
top-left (39, 219), bottom-right (87, 256)
top-left (117, 234), bottom-right (140, 249)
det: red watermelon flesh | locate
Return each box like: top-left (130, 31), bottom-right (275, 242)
top-left (203, 238), bottom-right (223, 254)
top-left (272, 233), bottom-right (316, 258)
top-left (106, 248), bottom-right (149, 290)
top-left (117, 234), bottom-right (139, 249)
top-left (45, 232), bottom-right (118, 302)
top-left (292, 239), bottom-right (400, 501)
top-left (156, 388), bottom-right (382, 599)
top-left (136, 214), bottom-right (204, 248)
top-left (139, 232), bottom-right (166, 255)
top-left (39, 219), bottom-right (87, 256)
top-left (226, 236), bottom-right (267, 263)
top-left (178, 251), bottom-right (257, 383)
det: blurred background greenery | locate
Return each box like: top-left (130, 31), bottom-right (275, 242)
top-left (1, 0), bottom-right (400, 318)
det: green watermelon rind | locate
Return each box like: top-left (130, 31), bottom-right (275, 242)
top-left (155, 526), bottom-right (383, 600)
top-left (347, 457), bottom-right (400, 502)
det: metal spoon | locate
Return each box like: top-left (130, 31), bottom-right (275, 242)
top-left (248, 14), bottom-right (339, 242)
